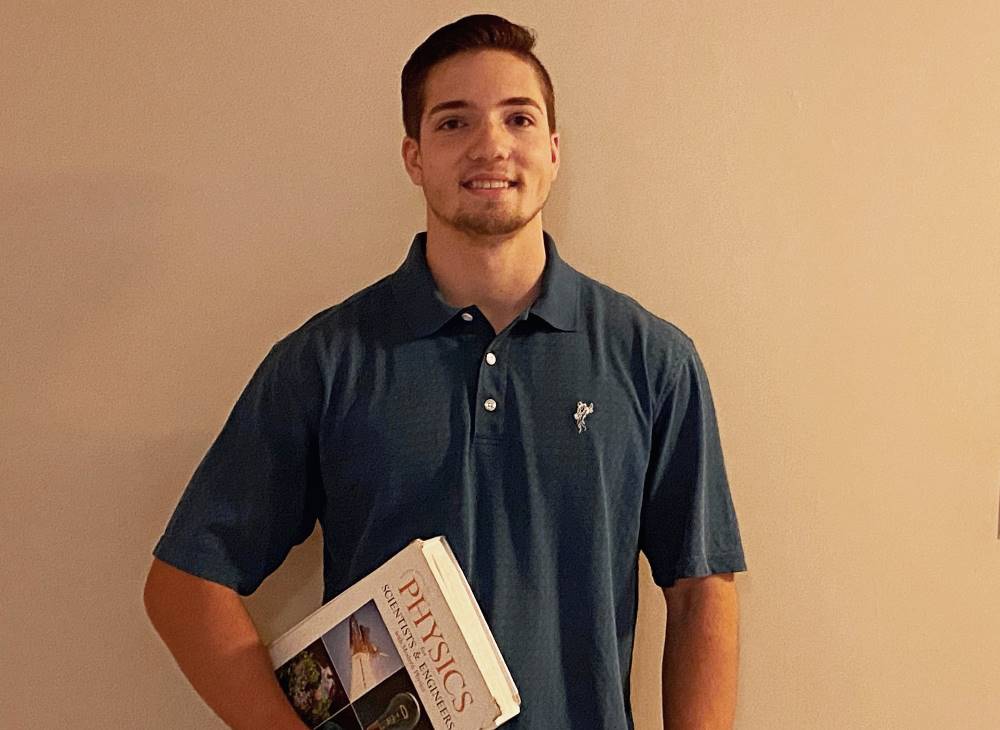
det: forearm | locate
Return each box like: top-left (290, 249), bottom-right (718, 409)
top-left (144, 559), bottom-right (308, 730)
top-left (661, 579), bottom-right (739, 729)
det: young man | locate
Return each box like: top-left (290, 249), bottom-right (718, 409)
top-left (144, 14), bottom-right (746, 730)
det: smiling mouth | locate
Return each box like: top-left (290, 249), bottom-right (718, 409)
top-left (461, 182), bottom-right (520, 198)
top-left (461, 179), bottom-right (519, 189)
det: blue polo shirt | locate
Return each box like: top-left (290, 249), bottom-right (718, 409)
top-left (154, 231), bottom-right (746, 729)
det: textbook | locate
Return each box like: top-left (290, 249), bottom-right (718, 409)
top-left (267, 536), bottom-right (520, 730)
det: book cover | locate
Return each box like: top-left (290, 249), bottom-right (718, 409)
top-left (268, 536), bottom-right (520, 730)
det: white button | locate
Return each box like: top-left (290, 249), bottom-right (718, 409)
top-left (485, 352), bottom-right (497, 365)
top-left (461, 312), bottom-right (474, 322)
top-left (484, 398), bottom-right (497, 412)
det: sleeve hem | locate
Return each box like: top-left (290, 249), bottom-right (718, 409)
top-left (648, 550), bottom-right (747, 589)
top-left (152, 537), bottom-right (258, 596)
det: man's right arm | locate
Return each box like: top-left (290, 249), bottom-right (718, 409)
top-left (142, 558), bottom-right (308, 730)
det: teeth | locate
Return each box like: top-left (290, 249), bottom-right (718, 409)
top-left (466, 180), bottom-right (513, 189)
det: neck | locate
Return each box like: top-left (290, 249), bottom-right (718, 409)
top-left (425, 217), bottom-right (547, 333)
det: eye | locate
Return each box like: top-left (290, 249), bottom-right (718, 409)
top-left (510, 114), bottom-right (535, 127)
top-left (437, 118), bottom-right (464, 131)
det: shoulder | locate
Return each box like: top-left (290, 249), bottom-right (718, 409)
top-left (573, 266), bottom-right (698, 374)
top-left (553, 263), bottom-right (705, 412)
top-left (279, 271), bottom-right (400, 349)
top-left (287, 273), bottom-right (397, 343)
top-left (258, 272), bottom-right (400, 387)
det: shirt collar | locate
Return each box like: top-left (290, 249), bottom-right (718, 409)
top-left (530, 230), bottom-right (581, 332)
top-left (390, 230), bottom-right (580, 338)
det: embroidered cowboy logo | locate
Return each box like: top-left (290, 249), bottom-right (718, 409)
top-left (574, 401), bottom-right (595, 433)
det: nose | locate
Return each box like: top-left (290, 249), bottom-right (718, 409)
top-left (467, 118), bottom-right (511, 161)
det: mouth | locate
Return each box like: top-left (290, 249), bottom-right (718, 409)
top-left (461, 179), bottom-right (520, 196)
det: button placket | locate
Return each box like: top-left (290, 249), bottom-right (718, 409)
top-left (473, 332), bottom-right (512, 438)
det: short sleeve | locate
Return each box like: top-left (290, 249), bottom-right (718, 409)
top-left (152, 340), bottom-right (323, 595)
top-left (639, 341), bottom-right (746, 588)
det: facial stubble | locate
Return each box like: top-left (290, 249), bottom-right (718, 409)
top-left (433, 184), bottom-right (551, 239)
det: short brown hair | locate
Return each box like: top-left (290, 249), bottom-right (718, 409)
top-left (401, 14), bottom-right (556, 143)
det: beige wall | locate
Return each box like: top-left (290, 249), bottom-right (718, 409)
top-left (3, 2), bottom-right (999, 728)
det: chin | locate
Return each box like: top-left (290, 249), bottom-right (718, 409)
top-left (453, 216), bottom-right (530, 238)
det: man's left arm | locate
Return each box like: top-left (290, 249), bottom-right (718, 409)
top-left (661, 572), bottom-right (740, 730)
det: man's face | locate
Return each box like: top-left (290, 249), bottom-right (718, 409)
top-left (402, 49), bottom-right (560, 240)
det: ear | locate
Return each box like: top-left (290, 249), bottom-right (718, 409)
top-left (401, 136), bottom-right (423, 186)
top-left (549, 131), bottom-right (560, 182)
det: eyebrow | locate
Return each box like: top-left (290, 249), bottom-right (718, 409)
top-left (426, 97), bottom-right (543, 119)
